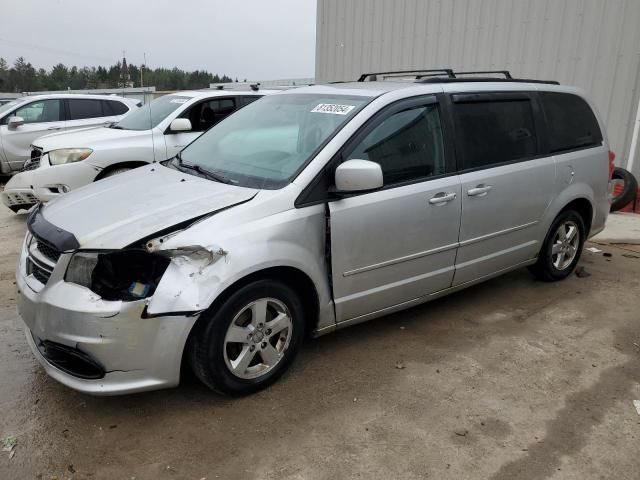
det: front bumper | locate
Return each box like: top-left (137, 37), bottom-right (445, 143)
top-left (31, 154), bottom-right (101, 202)
top-left (16, 239), bottom-right (197, 395)
top-left (1, 171), bottom-right (37, 211)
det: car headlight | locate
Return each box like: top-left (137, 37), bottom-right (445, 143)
top-left (48, 148), bottom-right (93, 165)
top-left (65, 252), bottom-right (99, 288)
top-left (65, 250), bottom-right (170, 301)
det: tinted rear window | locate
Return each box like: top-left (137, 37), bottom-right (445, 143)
top-left (102, 100), bottom-right (129, 116)
top-left (540, 92), bottom-right (603, 153)
top-left (68, 99), bottom-right (104, 120)
top-left (454, 98), bottom-right (539, 169)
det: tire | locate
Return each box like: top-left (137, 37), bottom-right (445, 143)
top-left (529, 210), bottom-right (586, 281)
top-left (187, 279), bottom-right (305, 396)
top-left (100, 167), bottom-right (131, 179)
top-left (610, 167), bottom-right (637, 212)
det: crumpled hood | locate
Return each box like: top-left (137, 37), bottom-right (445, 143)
top-left (39, 164), bottom-right (257, 249)
top-left (35, 126), bottom-right (149, 152)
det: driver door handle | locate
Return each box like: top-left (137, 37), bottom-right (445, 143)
top-left (47, 126), bottom-right (62, 130)
top-left (467, 185), bottom-right (493, 196)
top-left (429, 192), bottom-right (457, 205)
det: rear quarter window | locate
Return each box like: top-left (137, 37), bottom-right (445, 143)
top-left (102, 100), bottom-right (129, 116)
top-left (540, 92), bottom-right (603, 153)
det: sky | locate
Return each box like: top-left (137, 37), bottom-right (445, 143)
top-left (0, 0), bottom-right (317, 80)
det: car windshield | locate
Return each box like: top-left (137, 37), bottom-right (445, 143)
top-left (177, 93), bottom-right (371, 189)
top-left (0, 100), bottom-right (20, 119)
top-left (113, 95), bottom-right (190, 131)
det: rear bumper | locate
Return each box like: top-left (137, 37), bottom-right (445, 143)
top-left (16, 240), bottom-right (197, 395)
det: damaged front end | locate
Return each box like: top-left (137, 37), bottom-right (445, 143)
top-left (63, 240), bottom-right (228, 316)
top-left (65, 249), bottom-right (171, 301)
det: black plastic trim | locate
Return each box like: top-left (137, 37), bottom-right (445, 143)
top-left (32, 332), bottom-right (105, 380)
top-left (27, 205), bottom-right (80, 252)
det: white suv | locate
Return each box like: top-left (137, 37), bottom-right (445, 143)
top-left (2, 89), bottom-right (276, 212)
top-left (0, 94), bottom-right (139, 175)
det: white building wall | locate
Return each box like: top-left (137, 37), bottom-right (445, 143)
top-left (315, 0), bottom-right (640, 176)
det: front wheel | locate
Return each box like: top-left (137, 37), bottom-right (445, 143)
top-left (529, 210), bottom-right (585, 281)
top-left (187, 279), bottom-right (305, 395)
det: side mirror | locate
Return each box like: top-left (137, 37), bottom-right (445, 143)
top-left (169, 118), bottom-right (192, 132)
top-left (334, 159), bottom-right (383, 193)
top-left (7, 116), bottom-right (24, 130)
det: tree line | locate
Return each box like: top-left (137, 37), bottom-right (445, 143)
top-left (0, 57), bottom-right (237, 93)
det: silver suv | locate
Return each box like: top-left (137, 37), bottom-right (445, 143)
top-left (16, 69), bottom-right (610, 396)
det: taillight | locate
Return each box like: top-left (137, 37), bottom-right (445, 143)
top-left (608, 150), bottom-right (616, 179)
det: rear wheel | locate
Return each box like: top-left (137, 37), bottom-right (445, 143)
top-left (188, 279), bottom-right (305, 395)
top-left (529, 210), bottom-right (585, 281)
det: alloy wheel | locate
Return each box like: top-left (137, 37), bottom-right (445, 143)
top-left (223, 298), bottom-right (293, 379)
top-left (551, 220), bottom-right (580, 270)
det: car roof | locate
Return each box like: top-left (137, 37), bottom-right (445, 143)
top-left (277, 79), bottom-right (586, 99)
top-left (166, 89), bottom-right (281, 99)
top-left (13, 93), bottom-right (139, 104)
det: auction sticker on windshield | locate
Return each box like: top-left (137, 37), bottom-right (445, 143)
top-left (311, 104), bottom-right (355, 115)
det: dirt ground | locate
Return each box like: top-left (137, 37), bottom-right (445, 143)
top-left (1, 202), bottom-right (640, 480)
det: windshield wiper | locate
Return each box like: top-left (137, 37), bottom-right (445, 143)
top-left (174, 155), bottom-right (233, 184)
top-left (109, 124), bottom-right (124, 129)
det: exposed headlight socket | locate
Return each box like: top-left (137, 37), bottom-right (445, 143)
top-left (65, 250), bottom-right (170, 301)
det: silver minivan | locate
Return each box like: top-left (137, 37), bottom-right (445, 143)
top-left (16, 70), bottom-right (610, 396)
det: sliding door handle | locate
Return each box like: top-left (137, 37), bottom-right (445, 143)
top-left (429, 192), bottom-right (457, 205)
top-left (467, 185), bottom-right (493, 197)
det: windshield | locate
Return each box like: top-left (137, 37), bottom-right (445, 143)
top-left (178, 93), bottom-right (371, 189)
top-left (0, 100), bottom-right (20, 119)
top-left (114, 95), bottom-right (190, 131)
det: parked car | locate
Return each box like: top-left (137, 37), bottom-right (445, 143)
top-left (1, 89), bottom-right (275, 212)
top-left (16, 69), bottom-right (610, 396)
top-left (0, 94), bottom-right (139, 176)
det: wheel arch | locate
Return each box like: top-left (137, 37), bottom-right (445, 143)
top-left (187, 265), bottom-right (321, 339)
top-left (559, 197), bottom-right (593, 235)
top-left (94, 161), bottom-right (149, 181)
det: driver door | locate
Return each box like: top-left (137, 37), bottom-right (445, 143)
top-left (328, 96), bottom-right (461, 322)
top-left (1, 99), bottom-right (65, 171)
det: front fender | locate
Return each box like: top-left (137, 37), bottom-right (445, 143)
top-left (145, 205), bottom-right (335, 332)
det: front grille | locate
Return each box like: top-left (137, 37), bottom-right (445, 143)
top-left (22, 147), bottom-right (42, 171)
top-left (27, 257), bottom-right (53, 285)
top-left (36, 241), bottom-right (62, 263)
top-left (5, 192), bottom-right (37, 206)
top-left (21, 159), bottom-right (40, 171)
top-left (26, 235), bottom-right (58, 286)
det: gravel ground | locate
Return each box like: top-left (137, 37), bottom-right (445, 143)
top-left (0, 196), bottom-right (639, 480)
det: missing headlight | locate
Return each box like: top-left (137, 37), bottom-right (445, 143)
top-left (65, 250), bottom-right (170, 301)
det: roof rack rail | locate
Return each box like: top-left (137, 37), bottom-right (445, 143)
top-left (211, 83), bottom-right (262, 91)
top-left (356, 68), bottom-right (559, 85)
top-left (417, 77), bottom-right (560, 85)
top-left (358, 69), bottom-right (454, 82)
top-left (454, 70), bottom-right (512, 79)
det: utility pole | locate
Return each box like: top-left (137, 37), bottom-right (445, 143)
top-left (141, 52), bottom-right (146, 88)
